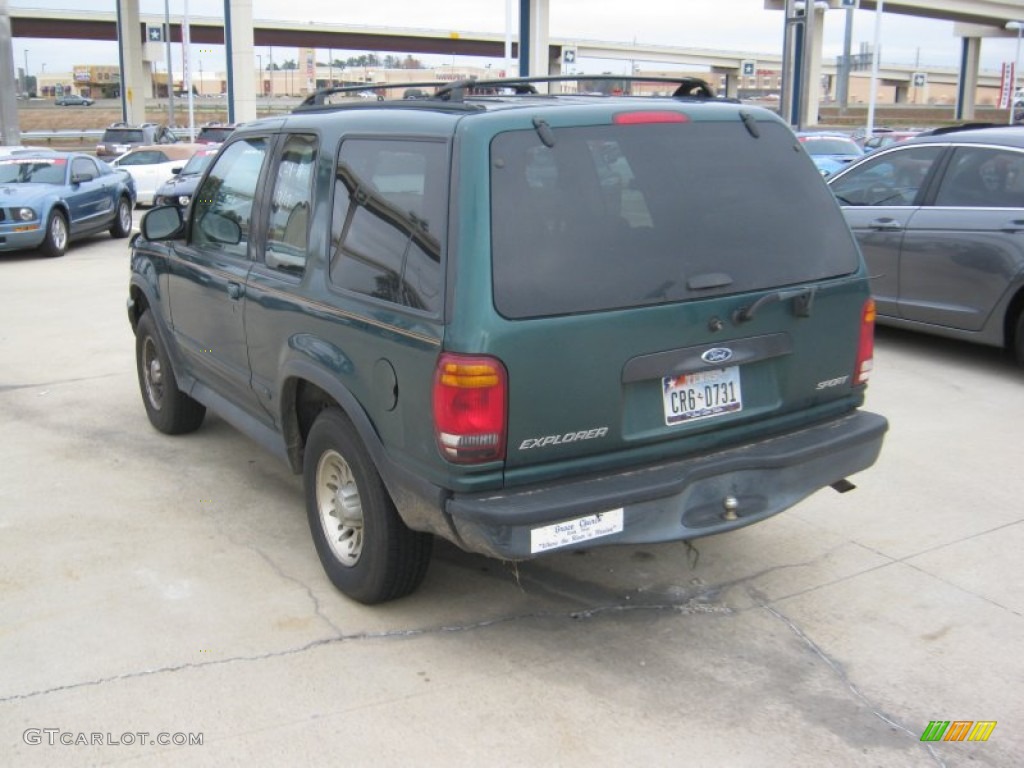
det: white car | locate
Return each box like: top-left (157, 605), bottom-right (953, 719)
top-left (112, 144), bottom-right (204, 206)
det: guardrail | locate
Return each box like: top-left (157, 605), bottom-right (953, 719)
top-left (21, 129), bottom-right (104, 146)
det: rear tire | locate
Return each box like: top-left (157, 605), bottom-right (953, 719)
top-left (1014, 310), bottom-right (1024, 367)
top-left (110, 196), bottom-right (133, 238)
top-left (135, 311), bottom-right (206, 434)
top-left (39, 210), bottom-right (68, 258)
top-left (304, 408), bottom-right (432, 604)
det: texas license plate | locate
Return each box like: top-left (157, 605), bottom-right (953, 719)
top-left (663, 367), bottom-right (743, 425)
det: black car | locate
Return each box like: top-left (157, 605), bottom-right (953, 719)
top-left (152, 145), bottom-right (220, 209)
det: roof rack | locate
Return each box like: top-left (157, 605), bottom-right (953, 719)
top-left (296, 74), bottom-right (717, 110)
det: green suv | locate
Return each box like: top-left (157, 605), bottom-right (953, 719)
top-left (128, 77), bottom-right (887, 604)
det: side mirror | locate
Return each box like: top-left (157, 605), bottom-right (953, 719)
top-left (141, 205), bottom-right (185, 241)
top-left (71, 172), bottom-right (95, 184)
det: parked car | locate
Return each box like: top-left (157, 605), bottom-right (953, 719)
top-left (857, 128), bottom-right (922, 153)
top-left (112, 143), bottom-right (204, 206)
top-left (796, 132), bottom-right (864, 177)
top-left (828, 125), bottom-right (1024, 363)
top-left (54, 93), bottom-right (94, 107)
top-left (128, 76), bottom-right (887, 604)
top-left (152, 145), bottom-right (221, 209)
top-left (96, 122), bottom-right (178, 159)
top-left (195, 122), bottom-right (238, 144)
top-left (0, 151), bottom-right (135, 258)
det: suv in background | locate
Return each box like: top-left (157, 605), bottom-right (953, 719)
top-left (128, 76), bottom-right (887, 604)
top-left (195, 122), bottom-right (238, 144)
top-left (96, 122), bottom-right (178, 159)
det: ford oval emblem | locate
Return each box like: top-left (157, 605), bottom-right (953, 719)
top-left (701, 347), bottom-right (734, 364)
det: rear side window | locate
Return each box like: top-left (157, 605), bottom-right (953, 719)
top-left (329, 139), bottom-right (447, 313)
top-left (490, 120), bottom-right (860, 318)
top-left (934, 146), bottom-right (1024, 208)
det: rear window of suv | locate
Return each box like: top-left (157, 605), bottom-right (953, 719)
top-left (490, 120), bottom-right (860, 318)
top-left (101, 128), bottom-right (145, 143)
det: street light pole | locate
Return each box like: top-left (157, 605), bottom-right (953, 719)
top-left (1007, 21), bottom-right (1023, 125)
top-left (22, 49), bottom-right (28, 96)
top-left (256, 54), bottom-right (262, 97)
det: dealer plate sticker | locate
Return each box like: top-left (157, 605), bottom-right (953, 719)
top-left (663, 366), bottom-right (743, 425)
top-left (530, 509), bottom-right (624, 554)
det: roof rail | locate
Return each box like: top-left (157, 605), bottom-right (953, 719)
top-left (296, 74), bottom-right (718, 110)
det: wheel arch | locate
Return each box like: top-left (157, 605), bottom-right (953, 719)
top-left (1005, 282), bottom-right (1024, 356)
top-left (279, 361), bottom-right (383, 476)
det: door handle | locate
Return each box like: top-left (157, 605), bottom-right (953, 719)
top-left (1000, 220), bottom-right (1024, 233)
top-left (868, 218), bottom-right (903, 231)
top-left (227, 282), bottom-right (244, 300)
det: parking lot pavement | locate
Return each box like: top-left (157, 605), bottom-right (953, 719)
top-left (1, 234), bottom-right (1021, 767)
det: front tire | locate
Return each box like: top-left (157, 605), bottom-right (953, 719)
top-left (110, 196), bottom-right (133, 238)
top-left (304, 408), bottom-right (432, 604)
top-left (39, 210), bottom-right (68, 258)
top-left (135, 311), bottom-right (206, 434)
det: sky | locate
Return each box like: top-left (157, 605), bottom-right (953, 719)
top-left (11, 0), bottom-right (1024, 76)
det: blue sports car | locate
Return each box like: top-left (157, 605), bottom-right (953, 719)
top-left (0, 151), bottom-right (136, 258)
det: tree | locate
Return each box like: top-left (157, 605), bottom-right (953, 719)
top-left (281, 59), bottom-right (297, 70)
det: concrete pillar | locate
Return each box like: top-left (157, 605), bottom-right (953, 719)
top-left (715, 69), bottom-right (740, 100)
top-left (0, 0), bottom-right (21, 144)
top-left (225, 0), bottom-right (256, 122)
top-left (799, 6), bottom-right (826, 128)
top-left (117, 0), bottom-right (146, 125)
top-left (955, 36), bottom-right (981, 121)
top-left (528, 0), bottom-right (552, 83)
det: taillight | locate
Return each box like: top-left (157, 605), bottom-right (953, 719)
top-left (854, 298), bottom-right (876, 385)
top-left (613, 111), bottom-right (689, 125)
top-left (433, 353), bottom-right (507, 463)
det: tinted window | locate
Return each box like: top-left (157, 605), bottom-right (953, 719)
top-left (117, 150), bottom-right (168, 166)
top-left (934, 146), bottom-right (1024, 208)
top-left (0, 158), bottom-right (66, 184)
top-left (491, 121), bottom-right (860, 318)
top-left (191, 138), bottom-right (268, 260)
top-left (102, 129), bottom-right (144, 143)
top-left (829, 146), bottom-right (943, 207)
top-left (265, 134), bottom-right (318, 274)
top-left (329, 139), bottom-right (446, 313)
top-left (71, 157), bottom-right (97, 179)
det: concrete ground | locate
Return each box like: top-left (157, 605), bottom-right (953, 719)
top-left (1, 225), bottom-right (1021, 767)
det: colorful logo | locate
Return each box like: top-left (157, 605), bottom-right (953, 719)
top-left (920, 721), bottom-right (996, 742)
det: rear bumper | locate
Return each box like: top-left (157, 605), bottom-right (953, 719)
top-left (443, 410), bottom-right (888, 560)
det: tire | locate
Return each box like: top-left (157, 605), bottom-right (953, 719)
top-left (135, 311), bottom-right (206, 434)
top-left (110, 196), bottom-right (133, 238)
top-left (303, 408), bottom-right (432, 604)
top-left (39, 210), bottom-right (68, 258)
top-left (1014, 310), bottom-right (1024, 367)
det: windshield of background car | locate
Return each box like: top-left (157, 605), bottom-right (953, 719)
top-left (180, 150), bottom-right (217, 176)
top-left (102, 129), bottom-right (144, 143)
top-left (800, 137), bottom-right (861, 156)
top-left (490, 119), bottom-right (861, 318)
top-left (0, 157), bottom-right (66, 184)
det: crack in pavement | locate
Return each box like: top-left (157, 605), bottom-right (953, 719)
top-left (0, 599), bottom-right (724, 705)
top-left (756, 594), bottom-right (947, 768)
top-left (0, 372), bottom-right (122, 394)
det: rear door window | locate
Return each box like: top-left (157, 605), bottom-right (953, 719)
top-left (490, 120), bottom-right (860, 318)
top-left (329, 139), bottom-right (447, 314)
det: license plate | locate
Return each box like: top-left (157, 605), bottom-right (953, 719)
top-left (663, 367), bottom-right (743, 425)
